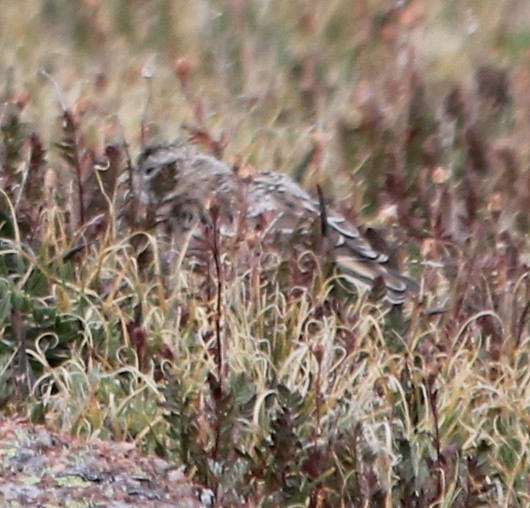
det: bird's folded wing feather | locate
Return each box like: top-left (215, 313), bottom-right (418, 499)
top-left (247, 169), bottom-right (416, 303)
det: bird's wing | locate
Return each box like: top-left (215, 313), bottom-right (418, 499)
top-left (247, 170), bottom-right (416, 303)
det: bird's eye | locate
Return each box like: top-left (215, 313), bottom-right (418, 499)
top-left (145, 165), bottom-right (157, 176)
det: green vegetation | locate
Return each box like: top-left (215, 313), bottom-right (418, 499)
top-left (1, 0), bottom-right (530, 505)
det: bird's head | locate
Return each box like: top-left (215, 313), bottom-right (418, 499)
top-left (136, 142), bottom-right (189, 205)
top-left (136, 141), bottom-right (236, 208)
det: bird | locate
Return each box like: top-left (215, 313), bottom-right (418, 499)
top-left (135, 141), bottom-right (417, 304)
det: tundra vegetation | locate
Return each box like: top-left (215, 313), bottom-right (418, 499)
top-left (1, 1), bottom-right (530, 506)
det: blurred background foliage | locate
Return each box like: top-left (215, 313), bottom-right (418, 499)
top-left (2, 0), bottom-right (529, 156)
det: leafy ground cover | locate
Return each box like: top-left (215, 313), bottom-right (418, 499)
top-left (1, 1), bottom-right (530, 506)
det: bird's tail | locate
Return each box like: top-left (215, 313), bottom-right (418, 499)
top-left (335, 254), bottom-right (418, 304)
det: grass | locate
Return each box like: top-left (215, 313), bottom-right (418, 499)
top-left (1, 0), bottom-right (530, 506)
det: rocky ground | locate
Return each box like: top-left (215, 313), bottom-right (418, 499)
top-left (0, 418), bottom-right (211, 508)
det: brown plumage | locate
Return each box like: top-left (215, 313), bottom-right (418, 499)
top-left (136, 141), bottom-right (417, 303)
